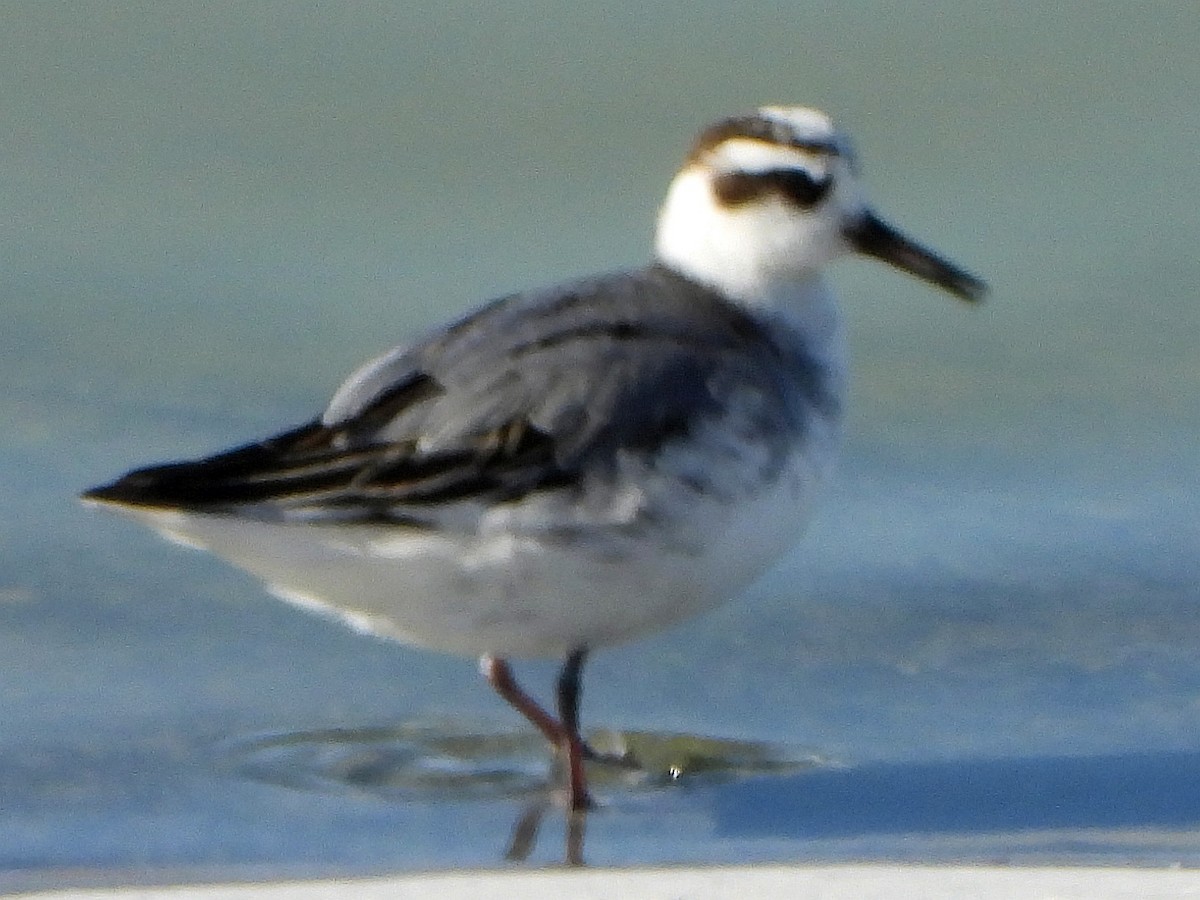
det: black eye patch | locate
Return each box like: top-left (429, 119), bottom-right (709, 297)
top-left (712, 168), bottom-right (832, 209)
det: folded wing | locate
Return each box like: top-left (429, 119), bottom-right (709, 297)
top-left (84, 266), bottom-right (828, 526)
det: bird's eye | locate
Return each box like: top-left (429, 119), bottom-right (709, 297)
top-left (771, 169), bottom-right (832, 207)
top-left (712, 168), bottom-right (832, 209)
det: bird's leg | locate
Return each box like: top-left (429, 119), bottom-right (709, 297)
top-left (480, 654), bottom-right (564, 745)
top-left (557, 648), bottom-right (591, 812)
top-left (479, 650), bottom-right (593, 813)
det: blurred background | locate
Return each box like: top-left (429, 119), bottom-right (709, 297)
top-left (3, 0), bottom-right (1199, 884)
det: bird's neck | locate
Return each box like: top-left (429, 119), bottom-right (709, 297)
top-left (653, 167), bottom-right (837, 309)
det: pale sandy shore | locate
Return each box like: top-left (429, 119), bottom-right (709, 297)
top-left (14, 865), bottom-right (1200, 900)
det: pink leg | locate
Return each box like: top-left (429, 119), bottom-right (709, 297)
top-left (480, 654), bottom-right (563, 745)
top-left (479, 652), bottom-right (593, 812)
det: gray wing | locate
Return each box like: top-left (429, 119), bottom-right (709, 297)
top-left (85, 265), bottom-right (831, 522)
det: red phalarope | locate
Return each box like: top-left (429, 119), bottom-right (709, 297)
top-left (83, 106), bottom-right (986, 811)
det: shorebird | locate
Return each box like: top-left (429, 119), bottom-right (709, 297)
top-left (83, 106), bottom-right (986, 812)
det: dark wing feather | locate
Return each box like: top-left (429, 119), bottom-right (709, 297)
top-left (83, 265), bottom-right (831, 522)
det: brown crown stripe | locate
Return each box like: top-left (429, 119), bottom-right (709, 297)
top-left (687, 114), bottom-right (842, 163)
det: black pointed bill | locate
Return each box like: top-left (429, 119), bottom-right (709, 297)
top-left (845, 211), bottom-right (987, 302)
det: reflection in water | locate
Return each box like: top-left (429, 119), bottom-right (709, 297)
top-left (218, 721), bottom-right (822, 864)
top-left (503, 796), bottom-right (587, 866)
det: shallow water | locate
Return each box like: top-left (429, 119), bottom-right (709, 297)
top-left (3, 0), bottom-right (1200, 886)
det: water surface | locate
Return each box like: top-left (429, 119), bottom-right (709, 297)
top-left (3, 0), bottom-right (1199, 886)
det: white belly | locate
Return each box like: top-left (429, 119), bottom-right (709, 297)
top-left (120, 438), bottom-right (834, 659)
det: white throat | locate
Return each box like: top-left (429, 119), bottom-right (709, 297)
top-left (653, 166), bottom-right (846, 308)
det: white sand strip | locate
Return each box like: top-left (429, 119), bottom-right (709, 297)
top-left (13, 864), bottom-right (1200, 900)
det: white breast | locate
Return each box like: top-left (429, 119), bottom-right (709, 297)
top-left (127, 389), bottom-right (841, 661)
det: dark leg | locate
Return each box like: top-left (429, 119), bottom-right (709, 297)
top-left (557, 648), bottom-right (591, 811)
